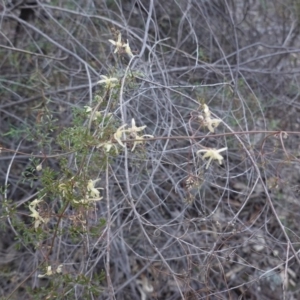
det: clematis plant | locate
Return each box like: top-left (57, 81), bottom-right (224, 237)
top-left (201, 104), bottom-right (221, 133)
top-left (197, 147), bottom-right (227, 169)
top-left (84, 106), bottom-right (101, 120)
top-left (109, 33), bottom-right (134, 58)
top-left (97, 140), bottom-right (119, 154)
top-left (113, 124), bottom-right (128, 148)
top-left (29, 199), bottom-right (47, 230)
top-left (122, 40), bottom-right (134, 58)
top-left (97, 75), bottom-right (118, 89)
top-left (108, 33), bottom-right (123, 54)
top-left (73, 179), bottom-right (103, 204)
top-left (126, 119), bottom-right (153, 151)
top-left (87, 179), bottom-right (102, 198)
top-left (38, 264), bottom-right (63, 278)
top-left (36, 163), bottom-right (42, 171)
top-left (113, 119), bottom-right (153, 151)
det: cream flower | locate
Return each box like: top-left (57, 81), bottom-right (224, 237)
top-left (87, 179), bottom-right (101, 198)
top-left (112, 119), bottom-right (153, 151)
top-left (97, 75), bottom-right (118, 89)
top-left (203, 104), bottom-right (211, 118)
top-left (197, 147), bottom-right (227, 169)
top-left (202, 104), bottom-right (221, 133)
top-left (109, 33), bottom-right (134, 57)
top-left (108, 33), bottom-right (123, 53)
top-left (97, 141), bottom-right (118, 154)
top-left (127, 119), bottom-right (153, 151)
top-left (113, 124), bottom-right (128, 147)
top-left (38, 264), bottom-right (63, 278)
top-left (84, 106), bottom-right (101, 120)
top-left (29, 199), bottom-right (45, 230)
top-left (127, 118), bottom-right (147, 135)
top-left (58, 183), bottom-right (68, 197)
top-left (30, 199), bottom-right (43, 207)
top-left (131, 134), bottom-right (154, 152)
top-left (56, 264), bottom-right (63, 273)
top-left (38, 266), bottom-right (53, 278)
top-left (205, 117), bottom-right (221, 133)
top-left (74, 180), bottom-right (103, 204)
top-left (36, 164), bottom-right (42, 171)
top-left (123, 40), bottom-right (134, 57)
top-left (84, 106), bottom-right (92, 113)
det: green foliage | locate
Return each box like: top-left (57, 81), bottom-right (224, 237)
top-left (3, 125), bottom-right (28, 139)
top-left (27, 271), bottom-right (104, 300)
